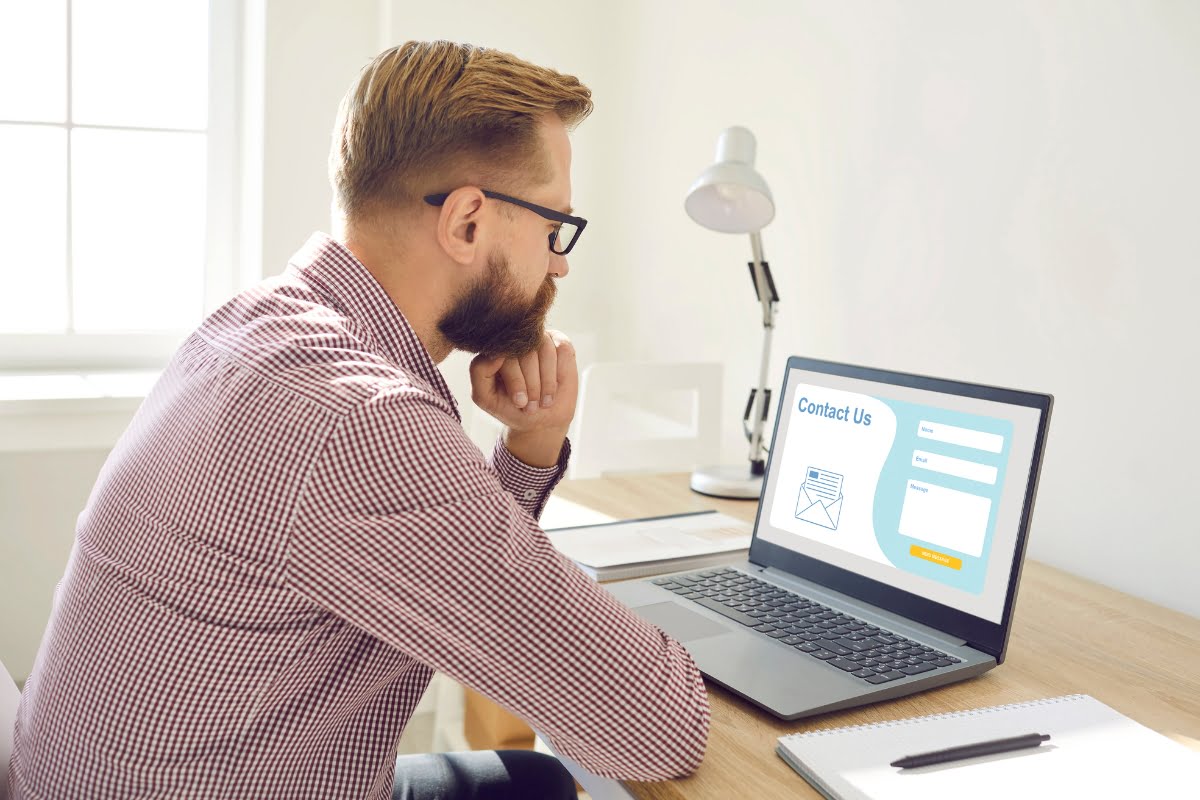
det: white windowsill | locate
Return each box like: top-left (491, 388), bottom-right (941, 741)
top-left (0, 371), bottom-right (159, 453)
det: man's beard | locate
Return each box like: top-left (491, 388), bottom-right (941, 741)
top-left (437, 251), bottom-right (557, 358)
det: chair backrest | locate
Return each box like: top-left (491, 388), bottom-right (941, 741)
top-left (570, 362), bottom-right (722, 479)
top-left (1, 658), bottom-right (19, 800)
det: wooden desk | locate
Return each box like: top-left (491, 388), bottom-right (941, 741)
top-left (547, 473), bottom-right (1200, 800)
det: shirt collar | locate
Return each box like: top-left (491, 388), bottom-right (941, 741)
top-left (285, 232), bottom-right (459, 421)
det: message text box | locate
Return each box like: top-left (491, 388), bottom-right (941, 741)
top-left (898, 480), bottom-right (992, 558)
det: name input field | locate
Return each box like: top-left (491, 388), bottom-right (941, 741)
top-left (911, 450), bottom-right (997, 485)
top-left (917, 420), bottom-right (1004, 453)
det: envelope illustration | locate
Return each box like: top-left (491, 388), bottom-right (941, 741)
top-left (795, 468), bottom-right (844, 530)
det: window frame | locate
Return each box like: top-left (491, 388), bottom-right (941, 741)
top-left (0, 0), bottom-right (245, 372)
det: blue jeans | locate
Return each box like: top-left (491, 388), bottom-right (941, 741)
top-left (392, 750), bottom-right (577, 799)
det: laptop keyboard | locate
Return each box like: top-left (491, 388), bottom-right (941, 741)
top-left (652, 567), bottom-right (961, 685)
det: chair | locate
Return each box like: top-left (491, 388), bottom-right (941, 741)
top-left (570, 362), bottom-right (722, 479)
top-left (1, 658), bottom-right (20, 800)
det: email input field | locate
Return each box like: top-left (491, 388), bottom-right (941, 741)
top-left (917, 420), bottom-right (1004, 453)
top-left (911, 450), bottom-right (997, 485)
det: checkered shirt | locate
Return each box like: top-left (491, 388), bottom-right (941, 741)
top-left (8, 233), bottom-right (710, 799)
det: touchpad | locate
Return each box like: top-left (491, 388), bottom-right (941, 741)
top-left (634, 602), bottom-right (731, 642)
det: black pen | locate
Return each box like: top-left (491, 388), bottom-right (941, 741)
top-left (890, 733), bottom-right (1051, 769)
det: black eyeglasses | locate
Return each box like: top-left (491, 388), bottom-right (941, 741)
top-left (424, 189), bottom-right (587, 256)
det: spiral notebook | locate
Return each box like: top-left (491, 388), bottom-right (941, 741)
top-left (776, 694), bottom-right (1200, 800)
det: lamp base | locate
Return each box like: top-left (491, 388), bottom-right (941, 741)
top-left (690, 465), bottom-right (764, 500)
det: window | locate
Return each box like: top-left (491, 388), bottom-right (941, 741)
top-left (0, 0), bottom-right (241, 371)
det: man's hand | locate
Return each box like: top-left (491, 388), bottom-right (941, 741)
top-left (469, 330), bottom-right (578, 468)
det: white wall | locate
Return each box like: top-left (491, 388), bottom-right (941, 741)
top-left (0, 450), bottom-right (109, 683)
top-left (256, 0), bottom-right (383, 279)
top-left (594, 0), bottom-right (1200, 616)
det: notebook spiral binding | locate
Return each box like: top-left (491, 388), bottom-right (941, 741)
top-left (780, 695), bottom-right (1086, 741)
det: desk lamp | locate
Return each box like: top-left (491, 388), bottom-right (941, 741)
top-left (685, 126), bottom-right (780, 499)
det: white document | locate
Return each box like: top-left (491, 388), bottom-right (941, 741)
top-left (546, 511), bottom-right (751, 570)
top-left (777, 694), bottom-right (1200, 800)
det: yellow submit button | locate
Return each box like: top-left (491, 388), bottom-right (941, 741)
top-left (909, 544), bottom-right (963, 570)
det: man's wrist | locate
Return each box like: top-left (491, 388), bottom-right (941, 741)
top-left (503, 426), bottom-right (569, 469)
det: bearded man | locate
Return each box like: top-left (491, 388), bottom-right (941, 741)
top-left (8, 41), bottom-right (709, 800)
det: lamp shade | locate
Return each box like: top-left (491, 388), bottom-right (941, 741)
top-left (685, 126), bottom-right (775, 234)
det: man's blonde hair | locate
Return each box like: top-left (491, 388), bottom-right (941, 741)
top-left (330, 41), bottom-right (593, 219)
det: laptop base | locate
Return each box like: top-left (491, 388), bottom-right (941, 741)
top-left (608, 564), bottom-right (996, 721)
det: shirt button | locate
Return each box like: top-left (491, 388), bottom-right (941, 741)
top-left (523, 489), bottom-right (537, 501)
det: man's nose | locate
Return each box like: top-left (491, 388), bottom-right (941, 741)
top-left (549, 252), bottom-right (569, 278)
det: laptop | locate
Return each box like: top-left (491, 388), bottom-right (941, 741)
top-left (607, 356), bottom-right (1053, 720)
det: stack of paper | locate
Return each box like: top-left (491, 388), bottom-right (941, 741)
top-left (546, 510), bottom-right (752, 582)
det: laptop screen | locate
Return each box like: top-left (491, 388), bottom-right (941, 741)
top-left (755, 359), bottom-right (1049, 627)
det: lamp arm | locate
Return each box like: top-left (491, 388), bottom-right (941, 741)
top-left (747, 231), bottom-right (778, 475)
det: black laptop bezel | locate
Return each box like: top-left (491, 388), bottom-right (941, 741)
top-left (748, 356), bottom-right (1053, 663)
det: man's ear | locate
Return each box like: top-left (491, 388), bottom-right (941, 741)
top-left (434, 187), bottom-right (486, 266)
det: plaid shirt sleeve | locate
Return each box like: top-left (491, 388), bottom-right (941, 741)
top-left (489, 433), bottom-right (569, 519)
top-left (285, 389), bottom-right (711, 781)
